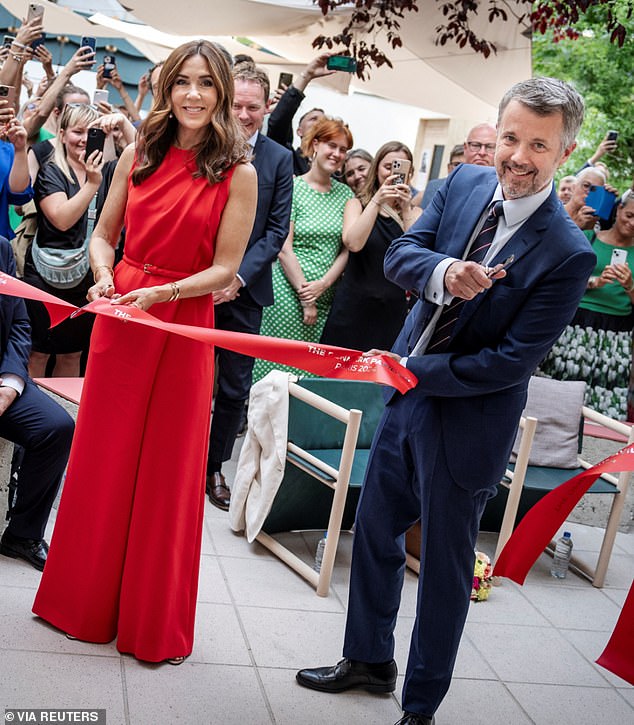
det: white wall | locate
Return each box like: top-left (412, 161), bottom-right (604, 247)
top-left (278, 84), bottom-right (445, 158)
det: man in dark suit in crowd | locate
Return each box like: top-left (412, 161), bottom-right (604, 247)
top-left (267, 53), bottom-right (332, 176)
top-left (0, 237), bottom-right (74, 571)
top-left (206, 61), bottom-right (293, 510)
top-left (296, 77), bottom-right (596, 725)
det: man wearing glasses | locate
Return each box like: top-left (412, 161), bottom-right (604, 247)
top-left (463, 123), bottom-right (497, 166)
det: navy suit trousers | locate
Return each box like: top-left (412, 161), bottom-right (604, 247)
top-left (343, 388), bottom-right (496, 716)
top-left (207, 296), bottom-right (263, 467)
top-left (0, 382), bottom-right (74, 539)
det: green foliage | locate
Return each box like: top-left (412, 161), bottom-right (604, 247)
top-left (532, 13), bottom-right (633, 192)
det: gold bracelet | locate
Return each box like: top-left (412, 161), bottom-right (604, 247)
top-left (93, 265), bottom-right (114, 281)
top-left (168, 282), bottom-right (181, 302)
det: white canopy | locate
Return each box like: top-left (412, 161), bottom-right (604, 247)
top-left (0, 0), bottom-right (127, 37)
top-left (119, 0), bottom-right (531, 120)
top-left (3, 0), bottom-right (531, 120)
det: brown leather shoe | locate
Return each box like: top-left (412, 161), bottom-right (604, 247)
top-left (206, 471), bottom-right (230, 510)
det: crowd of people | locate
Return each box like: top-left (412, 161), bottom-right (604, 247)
top-left (0, 10), bottom-right (632, 725)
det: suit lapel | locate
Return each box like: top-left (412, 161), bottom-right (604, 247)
top-left (446, 177), bottom-right (498, 259)
top-left (450, 186), bottom-right (558, 337)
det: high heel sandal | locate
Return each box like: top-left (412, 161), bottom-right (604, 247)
top-left (165, 655), bottom-right (189, 666)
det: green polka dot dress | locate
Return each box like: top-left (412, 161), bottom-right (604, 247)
top-left (253, 176), bottom-right (354, 381)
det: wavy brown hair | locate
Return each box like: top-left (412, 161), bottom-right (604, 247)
top-left (358, 141), bottom-right (413, 208)
top-left (132, 40), bottom-right (250, 186)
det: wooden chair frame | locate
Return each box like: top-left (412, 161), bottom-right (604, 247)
top-left (493, 406), bottom-right (633, 588)
top-left (255, 381), bottom-right (363, 597)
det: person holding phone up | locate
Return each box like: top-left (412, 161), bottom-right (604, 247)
top-left (0, 14), bottom-right (44, 108)
top-left (23, 103), bottom-right (108, 379)
top-left (0, 15), bottom-right (36, 242)
top-left (321, 141), bottom-right (421, 351)
top-left (540, 190), bottom-right (634, 418)
top-left (96, 61), bottom-right (142, 123)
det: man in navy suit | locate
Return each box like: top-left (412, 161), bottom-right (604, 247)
top-left (206, 61), bottom-right (293, 510)
top-left (296, 78), bottom-right (596, 724)
top-left (0, 237), bottom-right (74, 571)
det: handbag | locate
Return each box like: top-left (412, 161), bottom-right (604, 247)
top-left (31, 235), bottom-right (90, 289)
top-left (29, 191), bottom-right (97, 289)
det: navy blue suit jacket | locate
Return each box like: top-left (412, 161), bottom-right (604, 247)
top-left (384, 164), bottom-right (596, 491)
top-left (238, 133), bottom-right (293, 308)
top-left (0, 237), bottom-right (30, 381)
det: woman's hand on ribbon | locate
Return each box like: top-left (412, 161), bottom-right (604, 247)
top-left (110, 284), bottom-right (170, 312)
top-left (87, 277), bottom-right (115, 302)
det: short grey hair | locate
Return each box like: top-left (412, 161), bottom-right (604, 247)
top-left (576, 166), bottom-right (606, 185)
top-left (498, 77), bottom-right (585, 151)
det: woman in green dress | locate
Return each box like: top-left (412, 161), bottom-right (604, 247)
top-left (254, 117), bottom-right (353, 380)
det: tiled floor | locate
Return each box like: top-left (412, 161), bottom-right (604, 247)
top-left (0, 451), bottom-right (632, 724)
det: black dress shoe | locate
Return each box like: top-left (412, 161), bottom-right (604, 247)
top-left (296, 657), bottom-right (397, 694)
top-left (395, 713), bottom-right (435, 725)
top-left (206, 472), bottom-right (230, 511)
top-left (0, 529), bottom-right (49, 571)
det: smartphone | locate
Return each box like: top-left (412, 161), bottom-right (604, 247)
top-left (80, 36), bottom-right (97, 63)
top-left (391, 158), bottom-right (411, 185)
top-left (27, 3), bottom-right (45, 48)
top-left (27, 3), bottom-right (44, 23)
top-left (103, 54), bottom-right (116, 79)
top-left (3, 36), bottom-right (15, 49)
top-left (326, 55), bottom-right (357, 73)
top-left (611, 248), bottom-right (628, 267)
top-left (0, 84), bottom-right (17, 109)
top-left (277, 71), bottom-right (293, 89)
top-left (585, 185), bottom-right (618, 221)
top-left (607, 130), bottom-right (618, 142)
top-left (31, 33), bottom-right (46, 50)
top-left (93, 89), bottom-right (109, 106)
top-left (85, 127), bottom-right (106, 159)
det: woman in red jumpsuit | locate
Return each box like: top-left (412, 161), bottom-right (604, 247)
top-left (33, 40), bottom-right (257, 664)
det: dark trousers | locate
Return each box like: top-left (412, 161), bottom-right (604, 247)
top-left (207, 296), bottom-right (263, 469)
top-left (0, 381), bottom-right (74, 539)
top-left (342, 390), bottom-right (496, 717)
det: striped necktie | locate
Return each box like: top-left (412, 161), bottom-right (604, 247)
top-left (425, 200), bottom-right (504, 354)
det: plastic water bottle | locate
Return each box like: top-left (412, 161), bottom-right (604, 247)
top-left (314, 533), bottom-right (327, 572)
top-left (550, 531), bottom-right (573, 579)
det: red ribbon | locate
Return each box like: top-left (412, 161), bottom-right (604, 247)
top-left (596, 580), bottom-right (634, 685)
top-left (493, 444), bottom-right (634, 584)
top-left (0, 272), bottom-right (418, 394)
top-left (493, 443), bottom-right (634, 684)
